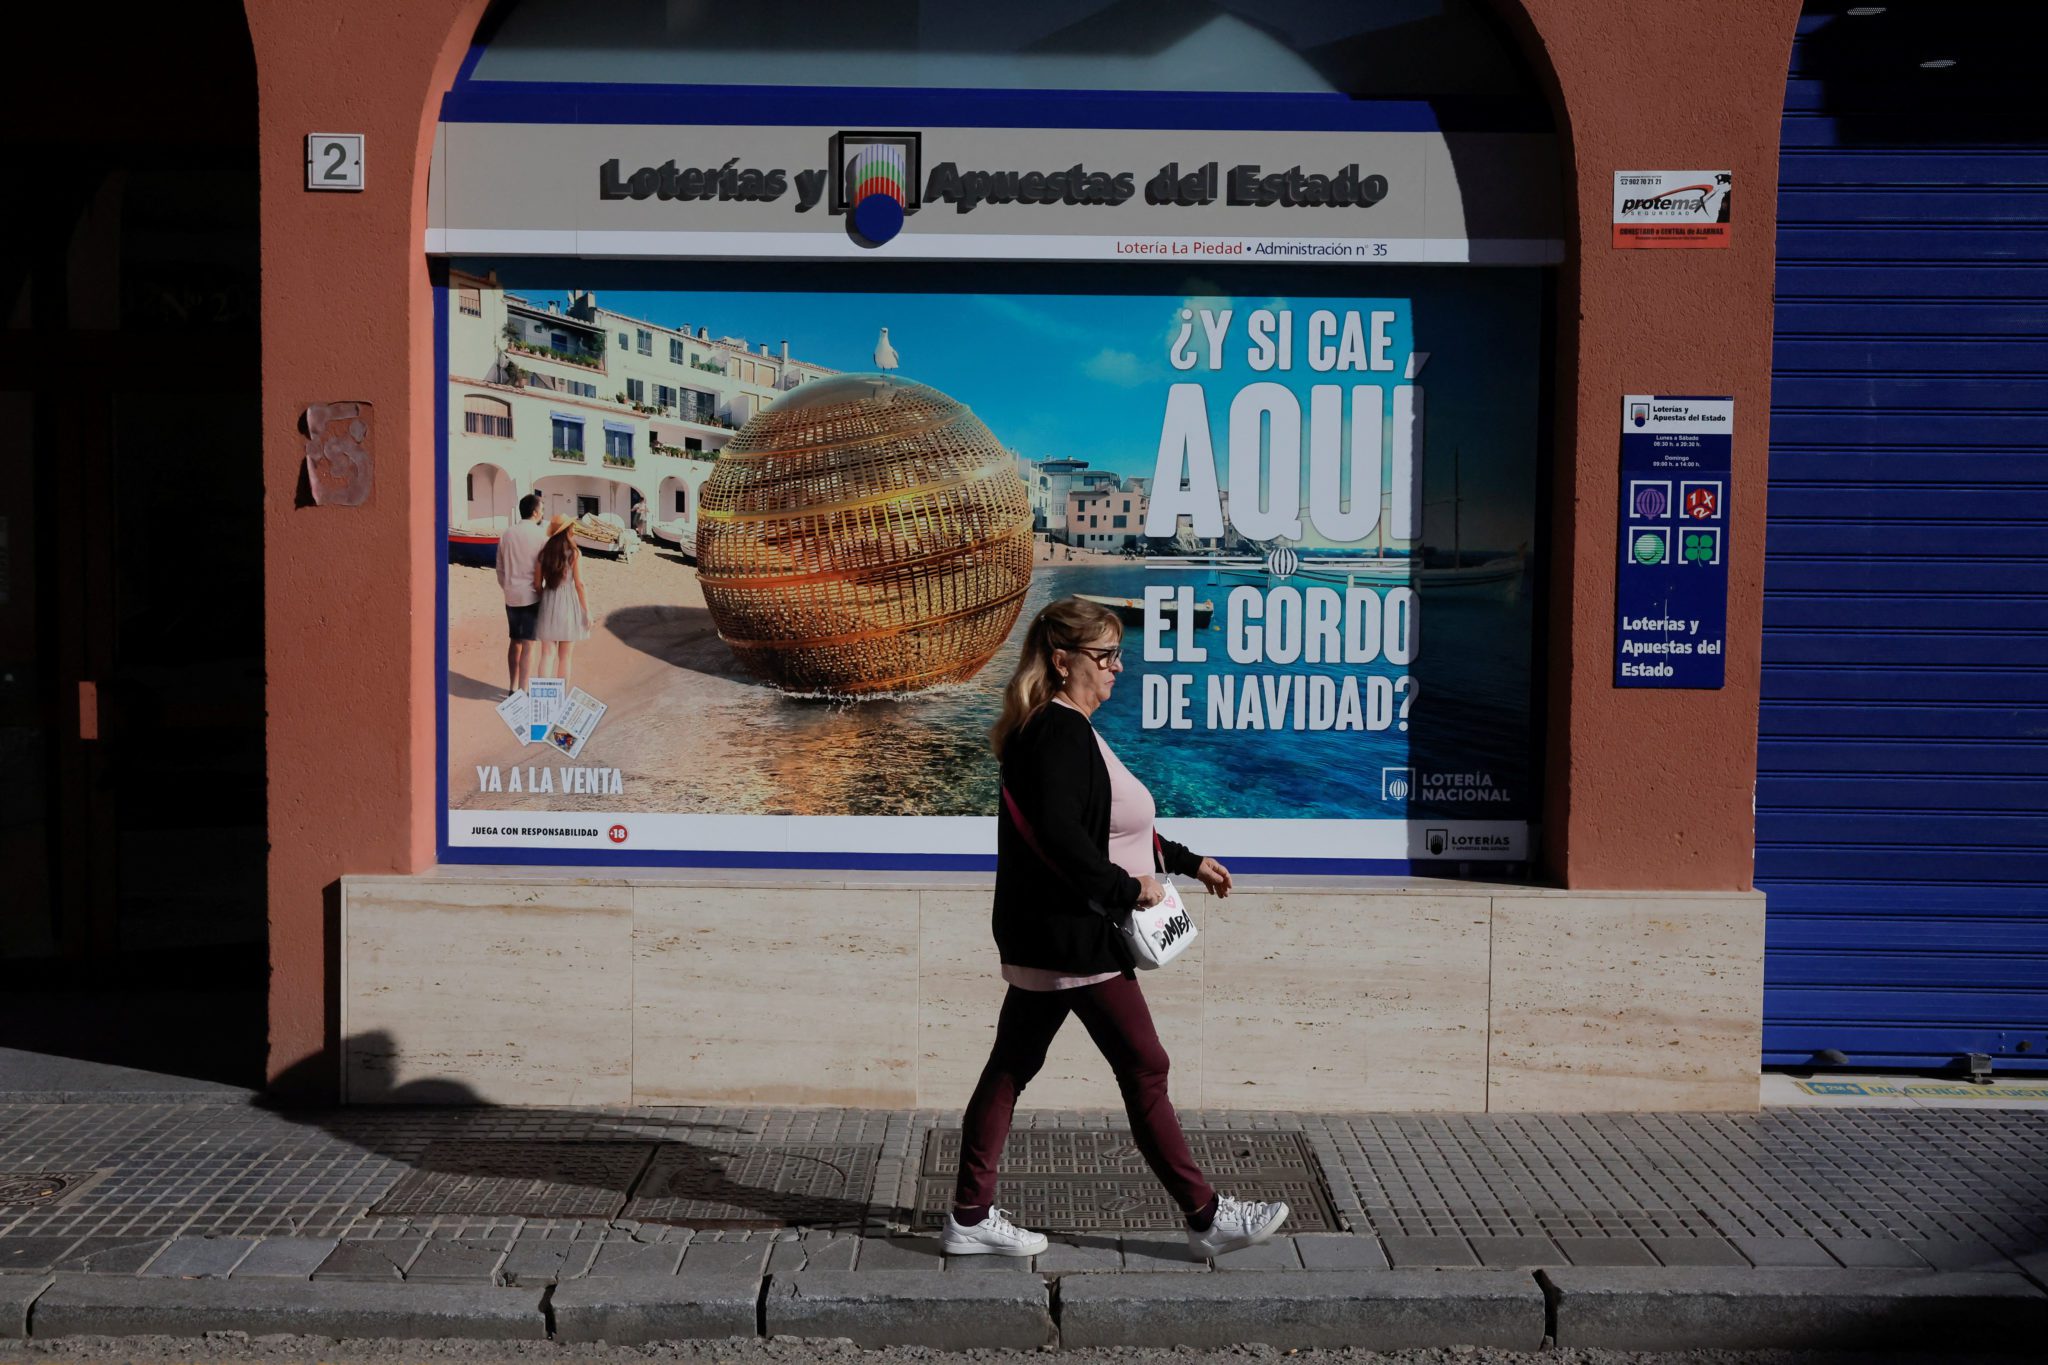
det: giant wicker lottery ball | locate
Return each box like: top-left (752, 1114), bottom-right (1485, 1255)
top-left (695, 374), bottom-right (1034, 695)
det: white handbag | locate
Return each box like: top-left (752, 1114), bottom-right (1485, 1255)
top-left (1001, 787), bottom-right (1198, 970)
top-left (1122, 875), bottom-right (1198, 970)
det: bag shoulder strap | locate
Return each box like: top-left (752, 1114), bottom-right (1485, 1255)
top-left (1000, 785), bottom-right (1066, 885)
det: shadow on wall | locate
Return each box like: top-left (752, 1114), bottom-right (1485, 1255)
top-left (260, 1031), bottom-right (880, 1230)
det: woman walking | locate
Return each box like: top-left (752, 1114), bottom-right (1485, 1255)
top-left (532, 513), bottom-right (591, 687)
top-left (943, 596), bottom-right (1289, 1260)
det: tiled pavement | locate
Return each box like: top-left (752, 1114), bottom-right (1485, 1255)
top-left (1, 1102), bottom-right (2045, 1283)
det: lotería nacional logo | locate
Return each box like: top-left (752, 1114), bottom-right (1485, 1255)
top-left (1423, 829), bottom-right (1512, 856)
top-left (1381, 767), bottom-right (1412, 801)
top-left (832, 131), bottom-right (921, 247)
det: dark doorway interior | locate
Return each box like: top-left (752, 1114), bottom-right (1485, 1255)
top-left (0, 4), bottom-right (265, 1086)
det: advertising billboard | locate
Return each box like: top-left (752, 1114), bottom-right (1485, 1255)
top-left (439, 265), bottom-right (1542, 871)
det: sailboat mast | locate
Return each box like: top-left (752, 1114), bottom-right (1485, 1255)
top-left (1452, 446), bottom-right (1462, 568)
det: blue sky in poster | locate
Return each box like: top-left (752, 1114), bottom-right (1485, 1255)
top-left (525, 277), bottom-right (1535, 551)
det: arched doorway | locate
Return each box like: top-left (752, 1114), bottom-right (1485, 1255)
top-left (462, 459), bottom-right (518, 525)
top-left (0, 0), bottom-right (265, 1085)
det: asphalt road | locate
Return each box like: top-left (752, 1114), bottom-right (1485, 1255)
top-left (2, 1338), bottom-right (2039, 1365)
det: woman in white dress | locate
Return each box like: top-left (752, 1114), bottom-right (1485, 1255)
top-left (531, 513), bottom-right (591, 687)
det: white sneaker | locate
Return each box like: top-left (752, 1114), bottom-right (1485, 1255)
top-left (1187, 1193), bottom-right (1291, 1258)
top-left (941, 1207), bottom-right (1049, 1257)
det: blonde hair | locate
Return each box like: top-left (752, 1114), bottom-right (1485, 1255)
top-left (989, 596), bottom-right (1123, 758)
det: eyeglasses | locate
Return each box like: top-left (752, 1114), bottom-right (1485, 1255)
top-left (1070, 644), bottom-right (1123, 668)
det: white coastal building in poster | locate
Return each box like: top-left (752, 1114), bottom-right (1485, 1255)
top-left (445, 273), bottom-right (835, 546)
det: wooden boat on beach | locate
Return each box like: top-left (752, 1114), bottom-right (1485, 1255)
top-left (571, 514), bottom-right (629, 558)
top-left (649, 519), bottom-right (695, 559)
top-left (447, 523), bottom-right (500, 568)
top-left (1307, 547), bottom-right (1526, 589)
top-left (1077, 593), bottom-right (1215, 628)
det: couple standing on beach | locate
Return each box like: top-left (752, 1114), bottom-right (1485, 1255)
top-left (496, 494), bottom-right (592, 694)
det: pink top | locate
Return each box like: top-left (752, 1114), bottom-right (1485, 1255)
top-left (1002, 698), bottom-right (1156, 992)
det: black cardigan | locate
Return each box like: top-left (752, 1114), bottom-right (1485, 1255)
top-left (993, 701), bottom-right (1206, 975)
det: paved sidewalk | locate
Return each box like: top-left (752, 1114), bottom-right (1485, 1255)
top-left (1, 1079), bottom-right (2045, 1350)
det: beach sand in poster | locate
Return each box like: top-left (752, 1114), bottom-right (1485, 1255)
top-left (446, 549), bottom-right (1531, 821)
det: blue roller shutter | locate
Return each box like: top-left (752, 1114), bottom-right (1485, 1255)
top-left (1760, 2), bottom-right (2048, 1071)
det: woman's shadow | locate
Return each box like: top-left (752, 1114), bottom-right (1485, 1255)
top-left (262, 1033), bottom-right (879, 1232)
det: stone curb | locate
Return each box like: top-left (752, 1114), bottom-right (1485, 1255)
top-left (550, 1268), bottom-right (762, 1344)
top-left (27, 1273), bottom-right (547, 1341)
top-left (17, 1265), bottom-right (2048, 1351)
top-left (3, 1275), bottom-right (51, 1339)
top-left (766, 1270), bottom-right (1052, 1349)
top-left (1541, 1267), bottom-right (2048, 1351)
top-left (1056, 1269), bottom-right (1546, 1350)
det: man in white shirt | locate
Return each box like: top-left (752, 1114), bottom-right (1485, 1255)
top-left (496, 493), bottom-right (550, 695)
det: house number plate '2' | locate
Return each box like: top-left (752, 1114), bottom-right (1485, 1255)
top-left (306, 133), bottom-right (364, 191)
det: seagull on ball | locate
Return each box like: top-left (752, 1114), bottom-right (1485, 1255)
top-left (874, 327), bottom-right (900, 370)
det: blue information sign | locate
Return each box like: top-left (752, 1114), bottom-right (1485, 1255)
top-left (1615, 395), bottom-right (1732, 689)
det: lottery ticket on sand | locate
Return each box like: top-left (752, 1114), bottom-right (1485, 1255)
top-left (544, 687), bottom-right (608, 758)
top-left (526, 677), bottom-right (566, 742)
top-left (495, 690), bottom-right (532, 745)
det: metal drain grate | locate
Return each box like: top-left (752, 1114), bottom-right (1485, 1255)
top-left (370, 1142), bottom-right (655, 1219)
top-left (920, 1130), bottom-right (1319, 1179)
top-left (911, 1130), bottom-right (1340, 1232)
top-left (0, 1171), bottom-right (104, 1211)
top-left (622, 1144), bottom-right (879, 1229)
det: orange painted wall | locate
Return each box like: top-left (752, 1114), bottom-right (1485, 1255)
top-left (246, 0), bottom-right (1802, 1091)
top-left (1514, 0), bottom-right (1802, 887)
top-left (246, 0), bottom-right (491, 1097)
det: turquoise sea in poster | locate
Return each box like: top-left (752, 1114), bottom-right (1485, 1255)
top-left (781, 559), bottom-right (1531, 821)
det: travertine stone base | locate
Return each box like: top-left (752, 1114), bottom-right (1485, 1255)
top-left (1488, 894), bottom-right (1765, 1111)
top-left (340, 872), bottom-right (1763, 1111)
top-left (341, 878), bottom-right (632, 1105)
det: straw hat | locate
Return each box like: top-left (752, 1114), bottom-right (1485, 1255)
top-left (545, 513), bottom-right (576, 538)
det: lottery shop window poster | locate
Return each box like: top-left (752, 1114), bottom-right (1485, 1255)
top-left (442, 266), bottom-right (1543, 867)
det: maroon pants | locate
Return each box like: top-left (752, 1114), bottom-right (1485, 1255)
top-left (953, 975), bottom-right (1215, 1214)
